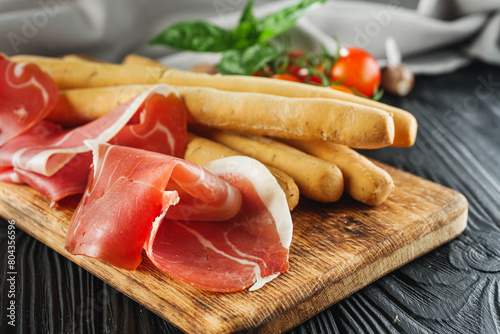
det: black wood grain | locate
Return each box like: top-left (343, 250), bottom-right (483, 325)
top-left (1, 61), bottom-right (499, 333)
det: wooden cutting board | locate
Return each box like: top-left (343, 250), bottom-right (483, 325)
top-left (0, 162), bottom-right (467, 333)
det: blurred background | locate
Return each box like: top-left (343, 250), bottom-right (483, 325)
top-left (1, 0), bottom-right (499, 74)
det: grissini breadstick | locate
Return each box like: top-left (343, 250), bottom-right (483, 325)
top-left (178, 86), bottom-right (394, 148)
top-left (185, 132), bottom-right (241, 164)
top-left (10, 55), bottom-right (166, 89)
top-left (185, 133), bottom-right (299, 211)
top-left (283, 139), bottom-right (394, 205)
top-left (61, 54), bottom-right (107, 63)
top-left (49, 85), bottom-right (147, 126)
top-left (162, 69), bottom-right (417, 148)
top-left (192, 127), bottom-right (344, 203)
top-left (11, 55), bottom-right (414, 147)
top-left (53, 84), bottom-right (395, 148)
top-left (121, 54), bottom-right (168, 68)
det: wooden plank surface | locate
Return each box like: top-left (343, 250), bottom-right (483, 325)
top-left (0, 162), bottom-right (467, 333)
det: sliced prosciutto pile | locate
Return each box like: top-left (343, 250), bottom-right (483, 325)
top-left (0, 55), bottom-right (293, 292)
top-left (0, 84), bottom-right (187, 202)
top-left (66, 143), bottom-right (293, 292)
top-left (0, 54), bottom-right (58, 146)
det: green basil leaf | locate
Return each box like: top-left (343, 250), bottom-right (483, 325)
top-left (149, 21), bottom-right (236, 52)
top-left (231, 0), bottom-right (261, 50)
top-left (150, 0), bottom-right (328, 56)
top-left (231, 23), bottom-right (260, 50)
top-left (238, 0), bottom-right (257, 26)
top-left (217, 44), bottom-right (279, 75)
top-left (258, 0), bottom-right (326, 41)
top-left (216, 50), bottom-right (247, 75)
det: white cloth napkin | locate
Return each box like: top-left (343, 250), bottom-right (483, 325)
top-left (0, 0), bottom-right (498, 74)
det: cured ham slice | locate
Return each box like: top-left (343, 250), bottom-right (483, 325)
top-left (66, 143), bottom-right (292, 292)
top-left (109, 93), bottom-right (186, 158)
top-left (15, 152), bottom-right (93, 202)
top-left (0, 54), bottom-right (58, 146)
top-left (0, 121), bottom-right (94, 201)
top-left (67, 143), bottom-right (242, 270)
top-left (0, 85), bottom-right (185, 177)
top-left (0, 167), bottom-right (21, 184)
top-left (149, 156), bottom-right (293, 292)
top-left (0, 84), bottom-right (187, 202)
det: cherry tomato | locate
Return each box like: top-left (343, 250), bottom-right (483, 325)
top-left (283, 50), bottom-right (326, 84)
top-left (270, 74), bottom-right (301, 82)
top-left (331, 47), bottom-right (381, 97)
top-left (295, 65), bottom-right (326, 85)
top-left (284, 50), bottom-right (307, 78)
top-left (330, 85), bottom-right (354, 95)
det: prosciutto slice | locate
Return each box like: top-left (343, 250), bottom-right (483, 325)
top-left (66, 143), bottom-right (292, 292)
top-left (0, 84), bottom-right (187, 202)
top-left (0, 167), bottom-right (21, 183)
top-left (0, 54), bottom-right (58, 146)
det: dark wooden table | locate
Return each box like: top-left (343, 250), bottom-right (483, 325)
top-left (1, 61), bottom-right (499, 333)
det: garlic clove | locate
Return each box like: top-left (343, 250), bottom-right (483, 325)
top-left (381, 64), bottom-right (415, 96)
